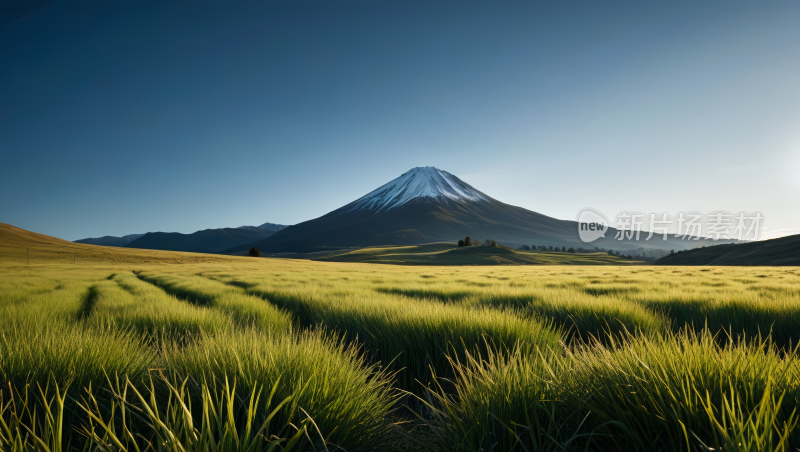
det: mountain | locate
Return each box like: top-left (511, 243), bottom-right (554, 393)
top-left (124, 228), bottom-right (277, 254)
top-left (75, 222), bottom-right (289, 252)
top-left (227, 166), bottom-right (728, 254)
top-left (236, 222), bottom-right (289, 233)
top-left (74, 233), bottom-right (145, 247)
top-left (655, 234), bottom-right (800, 266)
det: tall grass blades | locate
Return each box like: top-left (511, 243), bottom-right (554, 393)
top-left (161, 329), bottom-right (399, 451)
top-left (79, 374), bottom-right (324, 452)
top-left (566, 329), bottom-right (800, 451)
top-left (213, 278), bottom-right (561, 392)
top-left (83, 273), bottom-right (233, 343)
top-left (135, 272), bottom-right (292, 335)
top-left (0, 313), bottom-right (154, 390)
top-left (421, 345), bottom-right (599, 452)
top-left (0, 380), bottom-right (71, 452)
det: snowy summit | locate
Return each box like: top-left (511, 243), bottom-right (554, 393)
top-left (347, 166), bottom-right (488, 212)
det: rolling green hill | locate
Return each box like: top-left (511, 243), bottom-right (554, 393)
top-left (655, 233), bottom-right (800, 266)
top-left (310, 243), bottom-right (646, 265)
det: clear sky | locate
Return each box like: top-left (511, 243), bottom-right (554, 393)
top-left (2, 1), bottom-right (799, 241)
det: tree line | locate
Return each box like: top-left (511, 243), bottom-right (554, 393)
top-left (457, 237), bottom-right (513, 250)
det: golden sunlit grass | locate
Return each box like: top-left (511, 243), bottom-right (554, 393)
top-left (3, 223), bottom-right (800, 450)
top-left (310, 242), bottom-right (644, 265)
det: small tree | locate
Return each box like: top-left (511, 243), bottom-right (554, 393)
top-left (248, 247), bottom-right (263, 257)
top-left (670, 249), bottom-right (675, 255)
top-left (608, 249), bottom-right (614, 255)
top-left (464, 236), bottom-right (472, 246)
top-left (549, 246), bottom-right (553, 251)
top-left (458, 239), bottom-right (465, 247)
top-left (490, 240), bottom-right (497, 247)
top-left (561, 246), bottom-right (566, 252)
top-left (568, 247), bottom-right (575, 253)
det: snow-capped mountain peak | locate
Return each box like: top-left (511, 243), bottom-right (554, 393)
top-left (347, 166), bottom-right (488, 212)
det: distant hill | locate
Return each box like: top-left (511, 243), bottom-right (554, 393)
top-left (1, 223), bottom-right (78, 249)
top-left (75, 233), bottom-right (145, 247)
top-left (228, 166), bottom-right (731, 254)
top-left (304, 242), bottom-right (646, 266)
top-left (75, 222), bottom-right (289, 252)
top-left (125, 228), bottom-right (277, 254)
top-left (655, 234), bottom-right (800, 266)
top-left (236, 222), bottom-right (289, 233)
top-left (0, 223), bottom-right (237, 264)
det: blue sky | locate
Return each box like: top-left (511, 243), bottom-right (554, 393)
top-left (2, 1), bottom-right (799, 241)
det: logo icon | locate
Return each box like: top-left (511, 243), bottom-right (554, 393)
top-left (576, 208), bottom-right (610, 243)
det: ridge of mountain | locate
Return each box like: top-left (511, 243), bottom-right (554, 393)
top-left (236, 222), bottom-right (289, 233)
top-left (75, 222), bottom-right (289, 250)
top-left (74, 233), bottom-right (146, 247)
top-left (124, 228), bottom-right (277, 254)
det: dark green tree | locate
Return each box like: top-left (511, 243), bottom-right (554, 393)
top-left (248, 247), bottom-right (263, 257)
top-left (458, 240), bottom-right (465, 247)
top-left (568, 247), bottom-right (575, 253)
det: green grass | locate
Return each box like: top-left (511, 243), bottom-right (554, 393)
top-left (567, 329), bottom-right (800, 451)
top-left (134, 271), bottom-right (293, 334)
top-left (161, 328), bottom-right (399, 451)
top-left (424, 330), bottom-right (800, 451)
top-left (313, 242), bottom-right (645, 265)
top-left (4, 229), bottom-right (800, 450)
top-left (84, 272), bottom-right (233, 340)
top-left (202, 270), bottom-right (561, 392)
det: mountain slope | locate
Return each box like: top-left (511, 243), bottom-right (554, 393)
top-left (75, 234), bottom-right (145, 247)
top-left (655, 234), bottom-right (800, 266)
top-left (228, 167), bottom-right (726, 254)
top-left (75, 223), bottom-right (288, 251)
top-left (126, 228), bottom-right (276, 254)
top-left (236, 222), bottom-right (289, 233)
top-left (0, 223), bottom-right (236, 264)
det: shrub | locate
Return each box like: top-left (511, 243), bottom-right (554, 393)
top-left (248, 247), bottom-right (263, 257)
top-left (458, 240), bottom-right (465, 247)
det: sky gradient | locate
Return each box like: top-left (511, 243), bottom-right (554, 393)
top-left (2, 1), bottom-right (799, 241)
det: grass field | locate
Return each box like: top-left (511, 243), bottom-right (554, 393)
top-left (275, 242), bottom-right (646, 266)
top-left (2, 224), bottom-right (800, 451)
